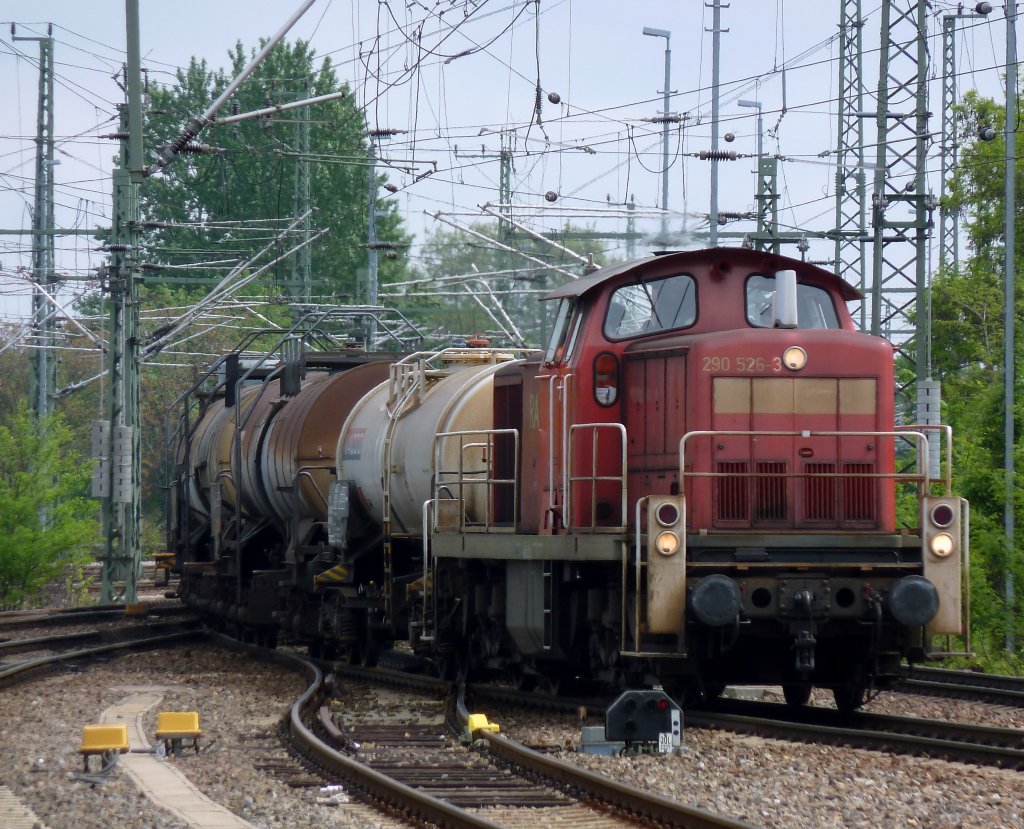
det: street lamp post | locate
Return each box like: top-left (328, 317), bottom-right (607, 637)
top-left (643, 26), bottom-right (671, 244)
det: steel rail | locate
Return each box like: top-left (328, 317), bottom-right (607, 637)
top-left (0, 618), bottom-right (199, 656)
top-left (0, 603), bottom-right (192, 629)
top-left (894, 666), bottom-right (1024, 707)
top-left (688, 701), bottom-right (1024, 770)
top-left (457, 689), bottom-right (759, 829)
top-left (281, 654), bottom-right (508, 829)
top-left (0, 608), bottom-right (126, 629)
top-left (210, 642), bottom-right (508, 827)
top-left (332, 664), bottom-right (760, 829)
top-left (0, 627), bottom-right (205, 686)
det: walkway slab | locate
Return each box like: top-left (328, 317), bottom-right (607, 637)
top-left (101, 690), bottom-right (256, 829)
top-left (0, 784), bottom-right (49, 829)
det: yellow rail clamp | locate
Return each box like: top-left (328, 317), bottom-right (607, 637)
top-left (155, 711), bottom-right (202, 756)
top-left (79, 724), bottom-right (129, 771)
top-left (124, 603), bottom-right (148, 617)
top-left (462, 713), bottom-right (500, 743)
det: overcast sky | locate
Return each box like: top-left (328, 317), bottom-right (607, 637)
top-left (0, 1), bottom-right (1015, 322)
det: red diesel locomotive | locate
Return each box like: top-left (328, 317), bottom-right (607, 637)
top-left (170, 246), bottom-right (967, 708)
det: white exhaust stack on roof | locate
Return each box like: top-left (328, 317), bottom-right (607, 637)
top-left (773, 269), bottom-right (799, 328)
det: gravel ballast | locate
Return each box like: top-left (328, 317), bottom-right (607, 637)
top-left (496, 691), bottom-right (1024, 829)
top-left (3, 640), bottom-right (1024, 829)
top-left (0, 645), bottom-right (406, 829)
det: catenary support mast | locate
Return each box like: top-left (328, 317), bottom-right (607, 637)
top-left (833, 0), bottom-right (867, 328)
top-left (12, 26), bottom-right (56, 420)
top-left (100, 0), bottom-right (145, 603)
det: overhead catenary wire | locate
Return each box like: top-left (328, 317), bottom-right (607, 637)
top-left (0, 1), bottom-right (1012, 339)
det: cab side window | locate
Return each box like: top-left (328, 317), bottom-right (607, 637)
top-left (604, 274), bottom-right (696, 339)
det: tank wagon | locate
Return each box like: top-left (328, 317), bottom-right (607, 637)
top-left (169, 247), bottom-right (968, 708)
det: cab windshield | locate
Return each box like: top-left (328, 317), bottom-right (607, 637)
top-left (604, 273), bottom-right (696, 339)
top-left (745, 274), bottom-right (839, 329)
top-left (544, 299), bottom-right (580, 363)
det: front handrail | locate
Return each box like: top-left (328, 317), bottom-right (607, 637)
top-left (897, 423), bottom-right (954, 495)
top-left (679, 428), bottom-right (934, 489)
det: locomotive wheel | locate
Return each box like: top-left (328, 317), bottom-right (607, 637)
top-left (667, 681), bottom-right (721, 708)
top-left (832, 681), bottom-right (867, 712)
top-left (782, 683), bottom-right (812, 707)
top-left (703, 682), bottom-right (726, 703)
top-left (434, 648), bottom-right (465, 681)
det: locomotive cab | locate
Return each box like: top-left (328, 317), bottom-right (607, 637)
top-left (497, 248), bottom-right (968, 704)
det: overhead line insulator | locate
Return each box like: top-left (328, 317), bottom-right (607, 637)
top-left (698, 150), bottom-right (739, 161)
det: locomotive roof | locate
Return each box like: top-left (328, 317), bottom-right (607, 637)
top-left (542, 246), bottom-right (862, 303)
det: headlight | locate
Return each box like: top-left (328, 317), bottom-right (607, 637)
top-left (782, 345), bottom-right (807, 371)
top-left (930, 503), bottom-right (956, 528)
top-left (929, 531), bottom-right (955, 558)
top-left (654, 531), bottom-right (680, 556)
top-left (655, 502), bottom-right (680, 527)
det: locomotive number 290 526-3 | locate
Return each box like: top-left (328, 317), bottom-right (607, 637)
top-left (701, 355), bottom-right (783, 373)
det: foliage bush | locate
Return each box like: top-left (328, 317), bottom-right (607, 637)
top-left (0, 405), bottom-right (98, 609)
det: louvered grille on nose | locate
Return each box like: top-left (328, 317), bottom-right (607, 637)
top-left (804, 463), bottom-right (836, 521)
top-left (715, 461), bottom-right (749, 521)
top-left (843, 462), bottom-right (876, 522)
top-left (755, 462), bottom-right (787, 521)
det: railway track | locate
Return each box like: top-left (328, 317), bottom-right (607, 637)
top-left (894, 665), bottom-right (1024, 707)
top-left (0, 615), bottom-right (205, 687)
top-left (0, 604), bottom-right (133, 630)
top-left (463, 673), bottom-right (1024, 771)
top-left (0, 601), bottom-right (189, 631)
top-left (689, 698), bottom-right (1024, 770)
top-left (251, 652), bottom-right (760, 829)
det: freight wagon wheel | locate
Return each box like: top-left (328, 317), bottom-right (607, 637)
top-left (309, 639), bottom-right (337, 660)
top-left (347, 638), bottom-right (379, 667)
top-left (346, 612), bottom-right (380, 667)
top-left (782, 683), bottom-right (812, 707)
top-left (542, 675), bottom-right (562, 696)
top-left (510, 665), bottom-right (538, 692)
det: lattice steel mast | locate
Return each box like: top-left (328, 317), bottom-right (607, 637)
top-left (833, 0), bottom-right (867, 328)
top-left (12, 26), bottom-right (56, 419)
top-left (868, 0), bottom-right (932, 382)
top-left (99, 0), bottom-right (145, 603)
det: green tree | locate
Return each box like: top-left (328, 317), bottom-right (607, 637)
top-left (931, 89), bottom-right (1024, 665)
top-left (406, 222), bottom-right (610, 347)
top-left (0, 405), bottom-right (98, 609)
top-left (0, 323), bottom-right (32, 421)
top-left (142, 38), bottom-right (410, 300)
